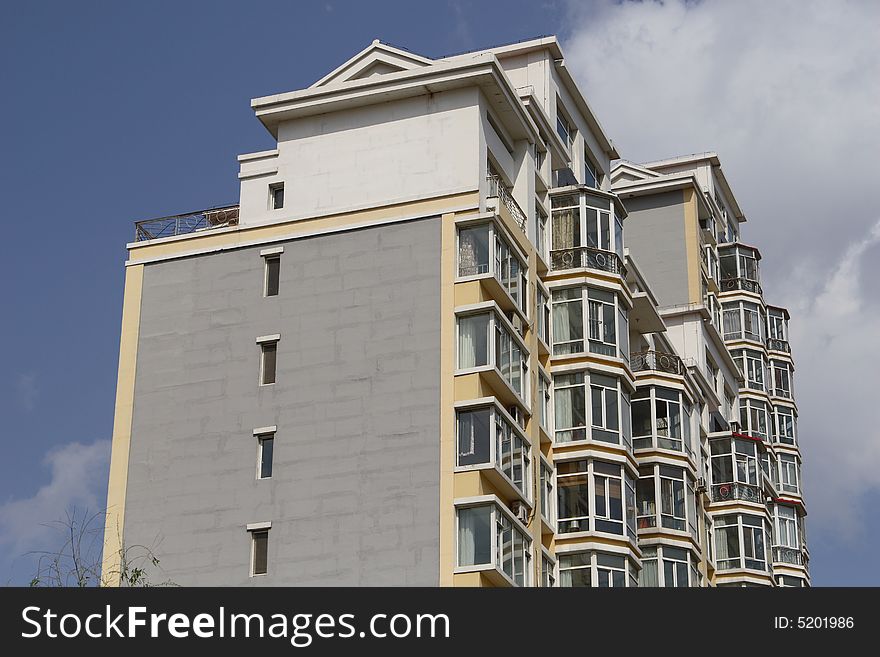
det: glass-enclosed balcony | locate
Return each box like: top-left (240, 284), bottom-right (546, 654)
top-left (550, 191), bottom-right (625, 276)
top-left (719, 244), bottom-right (762, 295)
top-left (767, 306), bottom-right (791, 353)
top-left (714, 513), bottom-right (769, 572)
top-left (457, 220), bottom-right (529, 316)
top-left (456, 501), bottom-right (532, 586)
top-left (709, 436), bottom-right (765, 504)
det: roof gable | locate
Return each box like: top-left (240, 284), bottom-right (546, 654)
top-left (310, 40), bottom-right (434, 88)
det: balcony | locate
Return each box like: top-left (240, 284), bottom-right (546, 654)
top-left (550, 246), bottom-right (626, 276)
top-left (134, 205), bottom-right (239, 242)
top-left (720, 277), bottom-right (762, 295)
top-left (486, 174), bottom-right (526, 233)
top-left (772, 546), bottom-right (804, 566)
top-left (630, 350), bottom-right (683, 375)
top-left (710, 482), bottom-right (763, 504)
top-left (767, 338), bottom-right (791, 353)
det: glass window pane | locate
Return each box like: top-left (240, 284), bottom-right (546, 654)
top-left (458, 314), bottom-right (489, 368)
top-left (458, 506), bottom-right (492, 566)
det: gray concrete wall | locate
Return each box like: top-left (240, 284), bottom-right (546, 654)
top-left (623, 191), bottom-right (690, 308)
top-left (124, 217), bottom-right (442, 585)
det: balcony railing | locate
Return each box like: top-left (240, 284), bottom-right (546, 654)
top-left (549, 246), bottom-right (626, 276)
top-left (767, 338), bottom-right (791, 353)
top-left (720, 277), bottom-right (762, 295)
top-left (772, 546), bottom-right (803, 566)
top-left (486, 174), bottom-right (527, 233)
top-left (134, 205), bottom-right (239, 242)
top-left (630, 350), bottom-right (683, 375)
top-left (710, 482), bottom-right (763, 504)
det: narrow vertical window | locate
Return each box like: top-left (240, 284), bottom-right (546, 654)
top-left (258, 434), bottom-right (274, 479)
top-left (270, 183), bottom-right (284, 210)
top-left (251, 530), bottom-right (269, 576)
top-left (256, 337), bottom-right (280, 385)
top-left (264, 255), bottom-right (280, 297)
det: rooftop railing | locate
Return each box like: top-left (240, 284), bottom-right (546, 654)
top-left (486, 174), bottom-right (527, 233)
top-left (134, 205), bottom-right (239, 242)
top-left (720, 277), bottom-right (762, 295)
top-left (630, 350), bottom-right (683, 375)
top-left (550, 246), bottom-right (626, 276)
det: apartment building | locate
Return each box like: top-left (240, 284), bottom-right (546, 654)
top-left (612, 154), bottom-right (809, 587)
top-left (103, 36), bottom-right (807, 587)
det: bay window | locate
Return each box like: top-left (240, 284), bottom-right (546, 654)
top-left (456, 502), bottom-right (532, 586)
top-left (456, 308), bottom-right (529, 402)
top-left (455, 404), bottom-right (531, 499)
top-left (631, 386), bottom-right (688, 452)
top-left (556, 459), bottom-right (635, 537)
top-left (710, 438), bottom-right (759, 487)
top-left (723, 301), bottom-right (764, 343)
top-left (558, 551), bottom-right (636, 588)
top-left (642, 546), bottom-right (703, 588)
top-left (659, 466), bottom-right (687, 531)
top-left (771, 359), bottom-right (792, 398)
top-left (457, 222), bottom-right (528, 314)
top-left (636, 465), bottom-right (697, 535)
top-left (739, 397), bottom-right (769, 441)
top-left (719, 244), bottom-right (761, 293)
top-left (551, 285), bottom-right (628, 359)
top-left (732, 348), bottom-right (767, 392)
top-left (553, 370), bottom-right (627, 445)
top-left (662, 546), bottom-right (691, 588)
top-left (775, 504), bottom-right (799, 550)
top-left (550, 192), bottom-right (624, 274)
top-left (593, 460), bottom-right (624, 534)
top-left (714, 513), bottom-right (768, 572)
top-left (557, 460), bottom-right (589, 532)
top-left (774, 405), bottom-right (796, 445)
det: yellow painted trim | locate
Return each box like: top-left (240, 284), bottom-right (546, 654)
top-left (129, 191), bottom-right (480, 264)
top-left (101, 264), bottom-right (144, 586)
top-left (439, 211), bottom-right (457, 586)
top-left (683, 188), bottom-right (702, 304)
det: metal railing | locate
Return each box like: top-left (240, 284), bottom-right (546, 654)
top-left (486, 175), bottom-right (527, 233)
top-left (549, 246), bottom-right (626, 276)
top-left (772, 546), bottom-right (803, 566)
top-left (710, 482), bottom-right (763, 504)
top-left (767, 338), bottom-right (791, 353)
top-left (720, 277), bottom-right (762, 295)
top-left (134, 205), bottom-right (239, 242)
top-left (630, 350), bottom-right (683, 375)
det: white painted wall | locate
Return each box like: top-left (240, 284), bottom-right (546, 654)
top-left (238, 87), bottom-right (482, 226)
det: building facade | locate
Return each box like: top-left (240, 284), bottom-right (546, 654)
top-left (103, 37), bottom-right (807, 587)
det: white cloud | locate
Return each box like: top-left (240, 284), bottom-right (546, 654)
top-left (0, 440), bottom-right (109, 582)
top-left (560, 1), bottom-right (880, 542)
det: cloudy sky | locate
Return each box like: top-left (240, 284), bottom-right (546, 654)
top-left (1, 0), bottom-right (877, 585)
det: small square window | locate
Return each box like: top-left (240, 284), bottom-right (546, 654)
top-left (257, 434), bottom-right (274, 479)
top-left (251, 530), bottom-right (269, 576)
top-left (271, 183), bottom-right (284, 210)
top-left (260, 342), bottom-right (277, 385)
top-left (265, 256), bottom-right (280, 297)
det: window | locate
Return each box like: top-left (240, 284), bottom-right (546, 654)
top-left (257, 337), bottom-right (279, 385)
top-left (551, 287), bottom-right (583, 355)
top-left (536, 204), bottom-right (548, 263)
top-left (659, 465), bottom-right (687, 531)
top-left (640, 546), bottom-right (658, 587)
top-left (558, 551), bottom-right (635, 588)
top-left (779, 454), bottom-right (799, 494)
top-left (537, 371), bottom-right (551, 432)
top-left (249, 528), bottom-right (269, 576)
top-left (458, 222), bottom-right (528, 314)
top-left (739, 398), bottom-right (769, 441)
top-left (457, 313), bottom-right (490, 369)
top-left (768, 309), bottom-right (788, 343)
top-left (542, 553), bottom-right (556, 587)
top-left (775, 505), bottom-right (799, 548)
top-left (710, 438), bottom-right (759, 486)
top-left (771, 360), bottom-right (792, 398)
top-left (270, 183), bottom-right (284, 210)
top-left (733, 349), bottom-right (767, 391)
top-left (457, 309), bottom-right (529, 402)
top-left (662, 546), bottom-right (691, 588)
top-left (723, 301), bottom-right (764, 342)
top-left (596, 553), bottom-right (627, 587)
top-left (554, 372), bottom-right (587, 443)
top-left (456, 405), bottom-right (530, 498)
top-left (774, 405), bottom-right (796, 445)
top-left (536, 287), bottom-right (550, 346)
top-left (558, 552), bottom-right (590, 587)
top-left (587, 288), bottom-right (616, 356)
top-left (590, 374), bottom-right (620, 443)
top-left (636, 467), bottom-right (656, 529)
top-left (456, 503), bottom-right (531, 586)
top-left (550, 193), bottom-right (623, 272)
top-left (714, 514), bottom-right (767, 571)
top-left (556, 108), bottom-right (572, 151)
top-left (553, 371), bottom-right (624, 445)
top-left (540, 460), bottom-right (554, 522)
top-left (584, 150), bottom-right (599, 189)
top-left (551, 286), bottom-right (626, 358)
top-left (557, 460), bottom-right (590, 533)
top-left (593, 461), bottom-right (624, 534)
top-left (257, 433), bottom-right (274, 479)
top-left (631, 386), bottom-right (685, 452)
top-left (264, 255), bottom-right (280, 297)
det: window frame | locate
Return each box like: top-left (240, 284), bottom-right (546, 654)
top-left (454, 498), bottom-right (533, 587)
top-left (552, 369), bottom-right (627, 446)
top-left (269, 182), bottom-right (284, 210)
top-left (550, 285), bottom-right (628, 359)
top-left (456, 220), bottom-right (529, 317)
top-left (253, 426), bottom-right (276, 480)
top-left (247, 522), bottom-right (271, 577)
top-left (256, 335), bottom-right (280, 386)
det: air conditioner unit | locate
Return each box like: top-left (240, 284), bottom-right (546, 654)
top-left (696, 477), bottom-right (708, 493)
top-left (510, 500), bottom-right (529, 524)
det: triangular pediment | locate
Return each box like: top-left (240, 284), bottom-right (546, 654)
top-left (310, 40), bottom-right (434, 88)
top-left (610, 161), bottom-right (662, 185)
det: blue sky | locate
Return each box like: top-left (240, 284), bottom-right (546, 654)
top-left (1, 0), bottom-right (878, 586)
